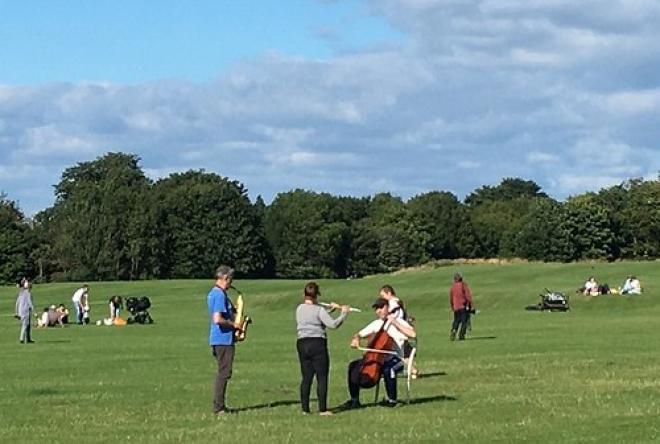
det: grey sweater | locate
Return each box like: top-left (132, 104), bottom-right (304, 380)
top-left (15, 289), bottom-right (34, 318)
top-left (296, 303), bottom-right (347, 339)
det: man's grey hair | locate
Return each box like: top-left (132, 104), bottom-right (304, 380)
top-left (215, 265), bottom-right (235, 280)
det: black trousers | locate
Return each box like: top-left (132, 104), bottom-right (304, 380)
top-left (452, 309), bottom-right (471, 340)
top-left (347, 356), bottom-right (403, 401)
top-left (296, 337), bottom-right (330, 413)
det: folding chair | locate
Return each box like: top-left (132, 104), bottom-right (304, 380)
top-left (374, 343), bottom-right (417, 404)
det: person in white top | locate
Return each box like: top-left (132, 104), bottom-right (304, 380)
top-left (622, 275), bottom-right (642, 295)
top-left (379, 284), bottom-right (418, 376)
top-left (582, 277), bottom-right (599, 296)
top-left (71, 284), bottom-right (89, 324)
top-left (343, 297), bottom-right (416, 408)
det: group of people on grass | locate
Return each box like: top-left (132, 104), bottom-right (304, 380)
top-left (13, 280), bottom-right (127, 343)
top-left (206, 265), bottom-right (476, 416)
top-left (577, 275), bottom-right (643, 296)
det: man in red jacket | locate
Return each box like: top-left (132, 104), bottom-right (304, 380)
top-left (449, 273), bottom-right (475, 341)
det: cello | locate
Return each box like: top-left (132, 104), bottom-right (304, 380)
top-left (351, 319), bottom-right (396, 389)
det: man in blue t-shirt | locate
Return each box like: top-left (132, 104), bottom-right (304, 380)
top-left (207, 265), bottom-right (241, 414)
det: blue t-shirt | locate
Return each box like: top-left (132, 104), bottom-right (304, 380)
top-left (207, 286), bottom-right (235, 346)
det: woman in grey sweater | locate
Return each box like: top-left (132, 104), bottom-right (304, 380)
top-left (295, 282), bottom-right (351, 415)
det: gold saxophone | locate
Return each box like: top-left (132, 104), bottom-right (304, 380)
top-left (231, 286), bottom-right (252, 342)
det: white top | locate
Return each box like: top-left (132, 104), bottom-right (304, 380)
top-left (630, 279), bottom-right (642, 293)
top-left (358, 318), bottom-right (413, 359)
top-left (583, 279), bottom-right (598, 295)
top-left (72, 287), bottom-right (87, 303)
top-left (623, 278), bottom-right (642, 294)
top-left (388, 297), bottom-right (405, 319)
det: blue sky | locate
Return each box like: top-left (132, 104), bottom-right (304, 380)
top-left (2, 0), bottom-right (660, 216)
top-left (1, 0), bottom-right (401, 84)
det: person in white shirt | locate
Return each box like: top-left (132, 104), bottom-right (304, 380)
top-left (582, 277), bottom-right (599, 296)
top-left (379, 284), bottom-right (417, 376)
top-left (622, 276), bottom-right (642, 295)
top-left (343, 297), bottom-right (416, 408)
top-left (71, 284), bottom-right (89, 324)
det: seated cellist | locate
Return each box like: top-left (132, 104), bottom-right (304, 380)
top-left (344, 297), bottom-right (416, 408)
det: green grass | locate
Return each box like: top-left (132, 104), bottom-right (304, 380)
top-left (2, 262), bottom-right (660, 443)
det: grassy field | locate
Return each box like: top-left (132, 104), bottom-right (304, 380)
top-left (1, 262), bottom-right (660, 443)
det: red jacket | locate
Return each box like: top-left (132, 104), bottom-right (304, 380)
top-left (449, 281), bottom-right (474, 311)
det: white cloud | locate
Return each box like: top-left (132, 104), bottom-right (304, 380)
top-left (526, 151), bottom-right (558, 164)
top-left (601, 89), bottom-right (660, 116)
top-left (3, 0), bottom-right (660, 214)
top-left (457, 160), bottom-right (481, 169)
top-left (24, 125), bottom-right (100, 156)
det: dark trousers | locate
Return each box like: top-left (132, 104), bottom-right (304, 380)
top-left (212, 345), bottom-right (235, 413)
top-left (452, 308), bottom-right (471, 339)
top-left (347, 356), bottom-right (403, 402)
top-left (296, 337), bottom-right (330, 413)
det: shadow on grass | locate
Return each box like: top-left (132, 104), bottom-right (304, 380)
top-left (415, 371), bottom-right (447, 379)
top-left (233, 399), bottom-right (299, 412)
top-left (29, 387), bottom-right (60, 396)
top-left (263, 386), bottom-right (296, 395)
top-left (406, 394), bottom-right (458, 405)
top-left (331, 394), bottom-right (457, 413)
top-left (465, 336), bottom-right (497, 341)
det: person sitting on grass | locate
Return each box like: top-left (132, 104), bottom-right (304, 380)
top-left (578, 277), bottom-right (600, 296)
top-left (56, 304), bottom-right (70, 324)
top-left (37, 305), bottom-right (66, 328)
top-left (621, 275), bottom-right (643, 295)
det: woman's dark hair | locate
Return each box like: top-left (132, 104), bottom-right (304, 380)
top-left (380, 284), bottom-right (396, 296)
top-left (304, 282), bottom-right (320, 299)
top-left (109, 295), bottom-right (123, 306)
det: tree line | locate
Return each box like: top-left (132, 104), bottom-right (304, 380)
top-left (2, 152), bottom-right (659, 284)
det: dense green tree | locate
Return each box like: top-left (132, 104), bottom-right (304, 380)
top-left (407, 191), bottom-right (463, 259)
top-left (453, 208), bottom-right (481, 259)
top-left (347, 193), bottom-right (426, 275)
top-left (509, 197), bottom-right (573, 261)
top-left (264, 190), bottom-right (353, 278)
top-left (46, 152), bottom-right (152, 280)
top-left (15, 149), bottom-right (660, 281)
top-left (467, 199), bottom-right (530, 258)
top-left (151, 171), bottom-right (270, 279)
top-left (464, 177), bottom-right (547, 207)
top-left (251, 195), bottom-right (276, 277)
top-left (616, 179), bottom-right (660, 259)
top-left (593, 183), bottom-right (632, 260)
top-left (563, 195), bottom-right (616, 260)
top-left (0, 195), bottom-right (35, 284)
top-left (347, 217), bottom-right (382, 277)
top-left (464, 179), bottom-right (547, 258)
top-left (28, 210), bottom-right (58, 281)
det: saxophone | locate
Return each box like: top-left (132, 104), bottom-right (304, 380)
top-left (231, 286), bottom-right (252, 342)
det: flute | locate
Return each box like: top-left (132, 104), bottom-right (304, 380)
top-left (319, 302), bottom-right (361, 313)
